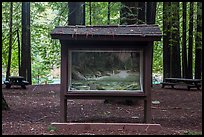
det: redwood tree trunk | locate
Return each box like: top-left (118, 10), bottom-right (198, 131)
top-left (171, 2), bottom-right (181, 78)
top-left (146, 2), bottom-right (157, 24)
top-left (187, 2), bottom-right (194, 79)
top-left (21, 2), bottom-right (31, 84)
top-left (195, 2), bottom-right (202, 79)
top-left (138, 2), bottom-right (146, 24)
top-left (6, 2), bottom-right (13, 81)
top-left (17, 28), bottom-right (21, 76)
top-left (182, 2), bottom-right (187, 78)
top-left (163, 2), bottom-right (171, 79)
top-left (68, 2), bottom-right (85, 25)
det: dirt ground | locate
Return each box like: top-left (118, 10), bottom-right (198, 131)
top-left (2, 84), bottom-right (202, 135)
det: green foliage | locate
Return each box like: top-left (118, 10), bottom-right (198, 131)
top-left (47, 125), bottom-right (57, 132)
top-left (2, 2), bottom-right (202, 83)
top-left (152, 2), bottom-right (163, 74)
top-left (2, 2), bottom-right (22, 76)
top-left (183, 131), bottom-right (202, 135)
top-left (85, 2), bottom-right (121, 25)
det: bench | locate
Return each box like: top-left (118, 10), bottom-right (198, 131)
top-left (161, 78), bottom-right (202, 91)
top-left (161, 82), bottom-right (176, 88)
top-left (4, 76), bottom-right (29, 89)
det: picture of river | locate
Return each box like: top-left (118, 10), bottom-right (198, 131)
top-left (69, 50), bottom-right (143, 92)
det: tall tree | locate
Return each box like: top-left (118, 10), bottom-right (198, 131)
top-left (21, 2), bottom-right (31, 84)
top-left (171, 2), bottom-right (181, 78)
top-left (195, 2), bottom-right (202, 79)
top-left (187, 2), bottom-right (194, 79)
top-left (68, 2), bottom-right (85, 25)
top-left (3, 2), bottom-right (13, 111)
top-left (17, 28), bottom-right (21, 76)
top-left (89, 2), bottom-right (92, 25)
top-left (163, 2), bottom-right (171, 79)
top-left (182, 2), bottom-right (187, 78)
top-left (6, 2), bottom-right (13, 81)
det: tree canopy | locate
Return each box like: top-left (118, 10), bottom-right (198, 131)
top-left (1, 2), bottom-right (202, 85)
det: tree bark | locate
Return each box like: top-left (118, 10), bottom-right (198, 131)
top-left (26, 2), bottom-right (31, 84)
top-left (146, 2), bottom-right (157, 24)
top-left (17, 28), bottom-right (21, 76)
top-left (163, 2), bottom-right (171, 79)
top-left (171, 2), bottom-right (181, 78)
top-left (68, 2), bottom-right (85, 25)
top-left (21, 2), bottom-right (31, 84)
top-left (187, 2), bottom-right (194, 79)
top-left (6, 2), bottom-right (13, 81)
top-left (195, 2), bottom-right (202, 79)
top-left (138, 2), bottom-right (146, 24)
top-left (182, 2), bottom-right (187, 78)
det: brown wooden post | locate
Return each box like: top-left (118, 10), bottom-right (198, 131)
top-left (60, 44), bottom-right (68, 122)
top-left (144, 42), bottom-right (153, 123)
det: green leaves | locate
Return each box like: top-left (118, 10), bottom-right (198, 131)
top-left (85, 2), bottom-right (121, 25)
top-left (2, 2), bottom-right (201, 83)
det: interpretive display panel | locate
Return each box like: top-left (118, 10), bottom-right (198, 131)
top-left (69, 50), bottom-right (143, 93)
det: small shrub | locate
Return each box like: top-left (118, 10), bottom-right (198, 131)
top-left (47, 125), bottom-right (57, 132)
top-left (183, 131), bottom-right (202, 135)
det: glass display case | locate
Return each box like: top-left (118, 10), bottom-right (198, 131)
top-left (69, 50), bottom-right (143, 93)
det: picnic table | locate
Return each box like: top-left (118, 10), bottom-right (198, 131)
top-left (161, 78), bottom-right (202, 90)
top-left (4, 76), bottom-right (29, 89)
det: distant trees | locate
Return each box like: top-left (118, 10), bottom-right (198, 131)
top-left (163, 2), bottom-right (202, 79)
top-left (3, 2), bottom-right (13, 110)
top-left (120, 2), bottom-right (156, 25)
top-left (120, 2), bottom-right (144, 24)
top-left (163, 2), bottom-right (181, 78)
top-left (5, 2), bottom-right (32, 84)
top-left (5, 2), bottom-right (13, 81)
top-left (2, 2), bottom-right (202, 85)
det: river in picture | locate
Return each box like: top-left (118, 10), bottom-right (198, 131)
top-left (69, 51), bottom-right (142, 92)
top-left (70, 70), bottom-right (141, 91)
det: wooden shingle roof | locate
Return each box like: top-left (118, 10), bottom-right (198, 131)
top-left (51, 24), bottom-right (162, 41)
